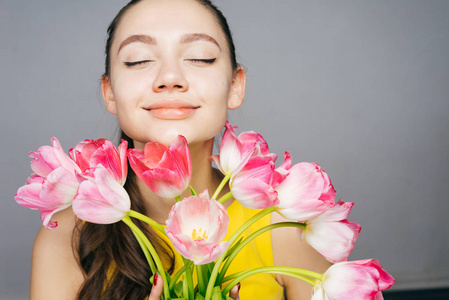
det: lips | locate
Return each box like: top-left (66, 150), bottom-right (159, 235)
top-left (144, 100), bottom-right (199, 120)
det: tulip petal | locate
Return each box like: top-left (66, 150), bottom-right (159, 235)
top-left (40, 206), bottom-right (70, 230)
top-left (319, 259), bottom-right (395, 299)
top-left (128, 136), bottom-right (191, 198)
top-left (170, 135), bottom-right (192, 178)
top-left (238, 131), bottom-right (269, 156)
top-left (219, 122), bottom-right (245, 174)
top-left (311, 282), bottom-right (329, 300)
top-left (39, 167), bottom-right (79, 206)
top-left (73, 165), bottom-right (130, 224)
top-left (304, 220), bottom-right (361, 263)
top-left (141, 168), bottom-right (186, 199)
top-left (15, 179), bottom-right (46, 209)
top-left (70, 138), bottom-right (128, 185)
top-left (210, 155), bottom-right (224, 173)
top-left (166, 231), bottom-right (194, 259)
top-left (50, 137), bottom-right (81, 174)
top-left (127, 149), bottom-right (146, 175)
top-left (277, 198), bottom-right (334, 222)
top-left (271, 152), bottom-right (292, 187)
top-left (90, 140), bottom-right (121, 181)
top-left (276, 162), bottom-right (336, 221)
top-left (193, 241), bottom-right (230, 265)
top-left (230, 155), bottom-right (280, 209)
top-left (143, 142), bottom-right (168, 167)
top-left (118, 139), bottom-right (128, 185)
top-left (29, 146), bottom-right (57, 177)
top-left (231, 178), bottom-right (278, 209)
top-left (165, 193), bottom-right (229, 265)
top-left (299, 200), bottom-right (361, 262)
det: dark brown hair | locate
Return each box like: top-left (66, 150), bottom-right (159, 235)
top-left (76, 0), bottom-right (238, 298)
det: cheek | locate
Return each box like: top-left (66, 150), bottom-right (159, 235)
top-left (109, 76), bottom-right (142, 135)
top-left (194, 70), bottom-right (232, 104)
top-left (110, 73), bottom-right (148, 110)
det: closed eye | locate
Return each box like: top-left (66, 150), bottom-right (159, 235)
top-left (186, 58), bottom-right (216, 64)
top-left (124, 60), bottom-right (153, 67)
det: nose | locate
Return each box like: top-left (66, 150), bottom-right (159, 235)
top-left (152, 60), bottom-right (188, 93)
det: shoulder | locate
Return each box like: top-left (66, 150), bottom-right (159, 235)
top-left (31, 207), bottom-right (84, 300)
top-left (270, 212), bottom-right (332, 300)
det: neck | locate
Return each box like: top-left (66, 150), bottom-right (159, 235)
top-left (136, 138), bottom-right (232, 223)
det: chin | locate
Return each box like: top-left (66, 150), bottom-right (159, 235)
top-left (155, 129), bottom-right (186, 146)
top-left (127, 120), bottom-right (226, 148)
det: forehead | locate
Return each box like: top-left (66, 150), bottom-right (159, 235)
top-left (113, 0), bottom-right (226, 49)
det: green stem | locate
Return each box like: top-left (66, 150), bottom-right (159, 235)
top-left (169, 261), bottom-right (193, 291)
top-left (196, 264), bottom-right (207, 294)
top-left (128, 210), bottom-right (165, 234)
top-left (216, 222), bottom-right (306, 284)
top-left (204, 207), bottom-right (276, 300)
top-left (221, 266), bottom-right (322, 295)
top-left (130, 226), bottom-right (156, 274)
top-left (189, 185), bottom-right (198, 196)
top-left (122, 216), bottom-right (170, 298)
top-left (211, 173), bottom-right (232, 200)
top-left (217, 191), bottom-right (234, 204)
top-left (183, 275), bottom-right (189, 299)
top-left (176, 195), bottom-right (182, 202)
top-left (182, 257), bottom-right (194, 300)
top-left (223, 270), bottom-right (316, 287)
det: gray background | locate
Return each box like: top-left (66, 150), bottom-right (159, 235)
top-left (1, 0), bottom-right (448, 299)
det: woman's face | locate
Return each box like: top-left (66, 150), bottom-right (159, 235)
top-left (102, 0), bottom-right (245, 148)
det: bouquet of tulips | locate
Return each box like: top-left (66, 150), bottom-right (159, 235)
top-left (16, 122), bottom-right (394, 300)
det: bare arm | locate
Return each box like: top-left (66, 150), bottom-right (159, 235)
top-left (30, 208), bottom-right (84, 300)
top-left (271, 212), bottom-right (332, 300)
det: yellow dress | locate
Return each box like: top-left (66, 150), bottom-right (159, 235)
top-left (169, 200), bottom-right (285, 300)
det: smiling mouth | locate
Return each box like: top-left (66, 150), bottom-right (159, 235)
top-left (146, 107), bottom-right (198, 120)
top-left (144, 101), bottom-right (200, 120)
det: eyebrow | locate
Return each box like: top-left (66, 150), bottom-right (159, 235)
top-left (117, 35), bottom-right (156, 54)
top-left (117, 33), bottom-right (221, 54)
top-left (180, 33), bottom-right (221, 50)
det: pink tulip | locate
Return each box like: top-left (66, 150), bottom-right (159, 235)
top-left (230, 152), bottom-right (292, 209)
top-left (211, 121), bottom-right (276, 176)
top-left (69, 138), bottom-right (128, 186)
top-left (299, 200), bottom-right (361, 263)
top-left (165, 190), bottom-right (230, 265)
top-left (128, 135), bottom-right (192, 199)
top-left (72, 165), bottom-right (130, 224)
top-left (275, 162), bottom-right (336, 222)
top-left (15, 137), bottom-right (81, 229)
top-left (312, 259), bottom-right (395, 300)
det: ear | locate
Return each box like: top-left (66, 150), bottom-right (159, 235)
top-left (227, 67), bottom-right (246, 110)
top-left (101, 75), bottom-right (117, 115)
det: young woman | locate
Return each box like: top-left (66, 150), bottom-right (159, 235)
top-left (30, 0), bottom-right (331, 299)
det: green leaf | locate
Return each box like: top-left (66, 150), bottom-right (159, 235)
top-left (165, 271), bottom-right (172, 286)
top-left (211, 286), bottom-right (224, 300)
top-left (194, 292), bottom-right (206, 300)
top-left (174, 281), bottom-right (184, 297)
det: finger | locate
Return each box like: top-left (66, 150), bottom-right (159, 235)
top-left (229, 282), bottom-right (241, 300)
top-left (148, 273), bottom-right (163, 300)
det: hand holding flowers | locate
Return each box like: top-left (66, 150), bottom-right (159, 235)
top-left (16, 122), bottom-right (394, 299)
